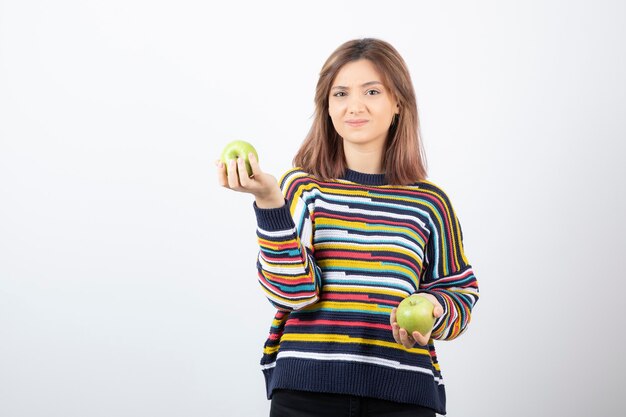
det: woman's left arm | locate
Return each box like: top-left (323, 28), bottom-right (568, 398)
top-left (417, 186), bottom-right (480, 341)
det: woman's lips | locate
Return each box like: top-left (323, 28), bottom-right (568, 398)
top-left (345, 119), bottom-right (368, 127)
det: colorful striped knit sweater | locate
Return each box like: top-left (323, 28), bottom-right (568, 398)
top-left (253, 168), bottom-right (479, 415)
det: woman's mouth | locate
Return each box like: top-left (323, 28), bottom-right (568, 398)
top-left (345, 119), bottom-right (368, 127)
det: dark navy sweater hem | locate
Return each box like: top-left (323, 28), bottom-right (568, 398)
top-left (263, 358), bottom-right (446, 415)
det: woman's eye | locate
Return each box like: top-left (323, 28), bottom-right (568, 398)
top-left (333, 91), bottom-right (347, 97)
top-left (366, 89), bottom-right (381, 96)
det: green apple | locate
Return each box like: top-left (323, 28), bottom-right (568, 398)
top-left (396, 294), bottom-right (435, 335)
top-left (220, 140), bottom-right (258, 177)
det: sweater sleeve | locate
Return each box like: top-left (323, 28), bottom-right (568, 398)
top-left (417, 185), bottom-right (479, 341)
top-left (253, 170), bottom-right (322, 311)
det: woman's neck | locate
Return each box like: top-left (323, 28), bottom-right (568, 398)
top-left (343, 144), bottom-right (384, 174)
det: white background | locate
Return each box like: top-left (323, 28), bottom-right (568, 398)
top-left (1, 1), bottom-right (625, 416)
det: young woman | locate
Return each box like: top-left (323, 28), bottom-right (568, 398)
top-left (216, 38), bottom-right (479, 417)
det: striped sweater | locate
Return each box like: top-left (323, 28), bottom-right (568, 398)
top-left (253, 168), bottom-right (479, 414)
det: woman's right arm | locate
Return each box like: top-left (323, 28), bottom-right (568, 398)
top-left (254, 195), bottom-right (322, 311)
top-left (216, 155), bottom-right (322, 311)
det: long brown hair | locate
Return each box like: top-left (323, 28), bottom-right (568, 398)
top-left (293, 38), bottom-right (427, 185)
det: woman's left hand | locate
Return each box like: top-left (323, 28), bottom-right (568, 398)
top-left (390, 293), bottom-right (444, 348)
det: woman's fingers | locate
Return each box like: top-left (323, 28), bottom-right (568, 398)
top-left (226, 158), bottom-right (241, 189)
top-left (390, 308), bottom-right (402, 345)
top-left (216, 160), bottom-right (228, 187)
top-left (248, 152), bottom-right (262, 178)
top-left (217, 154), bottom-right (278, 200)
top-left (237, 156), bottom-right (255, 187)
top-left (391, 323), bottom-right (401, 345)
top-left (389, 307), bottom-right (397, 325)
top-left (392, 308), bottom-right (414, 348)
top-left (391, 306), bottom-right (431, 348)
top-left (398, 328), bottom-right (415, 349)
top-left (412, 330), bottom-right (430, 347)
top-left (222, 156), bottom-right (260, 190)
top-left (392, 308), bottom-right (417, 348)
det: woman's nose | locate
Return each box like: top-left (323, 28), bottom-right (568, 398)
top-left (347, 96), bottom-right (365, 114)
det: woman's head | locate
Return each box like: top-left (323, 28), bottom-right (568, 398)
top-left (293, 38), bottom-right (427, 184)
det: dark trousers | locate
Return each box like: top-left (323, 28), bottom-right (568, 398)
top-left (270, 389), bottom-right (437, 417)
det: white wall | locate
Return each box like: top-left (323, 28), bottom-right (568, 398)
top-left (1, 1), bottom-right (625, 416)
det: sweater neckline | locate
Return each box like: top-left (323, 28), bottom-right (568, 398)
top-left (341, 169), bottom-right (388, 186)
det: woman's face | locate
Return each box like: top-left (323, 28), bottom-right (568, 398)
top-left (328, 59), bottom-right (399, 151)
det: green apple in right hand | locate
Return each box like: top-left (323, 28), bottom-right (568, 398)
top-left (220, 140), bottom-right (258, 177)
top-left (396, 294), bottom-right (436, 335)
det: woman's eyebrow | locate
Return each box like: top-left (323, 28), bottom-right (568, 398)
top-left (331, 81), bottom-right (383, 90)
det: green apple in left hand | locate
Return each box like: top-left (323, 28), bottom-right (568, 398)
top-left (395, 294), bottom-right (436, 335)
top-left (220, 140), bottom-right (258, 177)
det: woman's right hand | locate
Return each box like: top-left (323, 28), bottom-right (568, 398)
top-left (215, 152), bottom-right (285, 209)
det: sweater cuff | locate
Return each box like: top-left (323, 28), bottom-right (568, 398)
top-left (253, 200), bottom-right (295, 231)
